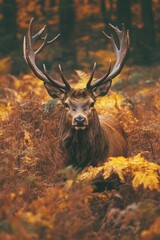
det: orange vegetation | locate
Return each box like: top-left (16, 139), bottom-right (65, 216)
top-left (0, 64), bottom-right (160, 239)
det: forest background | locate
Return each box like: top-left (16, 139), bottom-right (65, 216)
top-left (0, 1), bottom-right (160, 240)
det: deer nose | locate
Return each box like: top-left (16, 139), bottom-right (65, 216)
top-left (75, 116), bottom-right (86, 126)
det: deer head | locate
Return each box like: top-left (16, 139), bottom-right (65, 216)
top-left (23, 18), bottom-right (130, 130)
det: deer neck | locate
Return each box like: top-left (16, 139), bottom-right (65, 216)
top-left (59, 109), bottom-right (109, 169)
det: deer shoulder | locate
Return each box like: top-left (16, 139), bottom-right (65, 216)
top-left (99, 115), bottom-right (127, 158)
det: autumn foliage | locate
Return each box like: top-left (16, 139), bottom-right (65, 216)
top-left (0, 0), bottom-right (160, 238)
top-left (0, 63), bottom-right (160, 240)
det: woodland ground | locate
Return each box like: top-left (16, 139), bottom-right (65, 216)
top-left (0, 64), bottom-right (160, 239)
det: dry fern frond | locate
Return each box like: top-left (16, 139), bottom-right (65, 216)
top-left (141, 216), bottom-right (160, 239)
top-left (76, 154), bottom-right (160, 192)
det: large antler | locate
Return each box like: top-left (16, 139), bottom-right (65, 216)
top-left (23, 18), bottom-right (71, 91)
top-left (86, 23), bottom-right (130, 90)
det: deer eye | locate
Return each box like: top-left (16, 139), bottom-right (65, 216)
top-left (90, 102), bottom-right (94, 108)
top-left (64, 103), bottom-right (69, 109)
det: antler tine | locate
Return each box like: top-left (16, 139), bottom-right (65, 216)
top-left (32, 23), bottom-right (60, 45)
top-left (23, 19), bottom-right (49, 83)
top-left (46, 33), bottom-right (61, 44)
top-left (23, 18), bottom-right (71, 91)
top-left (86, 23), bottom-right (130, 90)
top-left (86, 62), bottom-right (97, 89)
top-left (35, 33), bottom-right (48, 55)
top-left (33, 25), bottom-right (47, 40)
top-left (59, 64), bottom-right (71, 90)
top-left (86, 61), bottom-right (111, 90)
top-left (23, 36), bottom-right (27, 63)
top-left (109, 23), bottom-right (121, 35)
top-left (103, 31), bottom-right (118, 56)
top-left (23, 19), bottom-right (34, 63)
top-left (43, 64), bottom-right (68, 90)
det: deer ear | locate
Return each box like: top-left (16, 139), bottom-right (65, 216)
top-left (44, 83), bottom-right (66, 100)
top-left (92, 80), bottom-right (112, 98)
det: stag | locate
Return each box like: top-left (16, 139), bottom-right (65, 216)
top-left (23, 19), bottom-right (130, 169)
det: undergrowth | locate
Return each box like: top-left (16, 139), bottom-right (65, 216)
top-left (0, 68), bottom-right (160, 239)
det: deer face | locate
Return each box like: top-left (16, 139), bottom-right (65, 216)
top-left (44, 82), bottom-right (112, 130)
top-left (63, 89), bottom-right (94, 130)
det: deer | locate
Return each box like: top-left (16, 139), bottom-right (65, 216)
top-left (23, 18), bottom-right (130, 170)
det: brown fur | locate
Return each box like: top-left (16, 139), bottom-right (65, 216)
top-left (58, 89), bottom-right (127, 169)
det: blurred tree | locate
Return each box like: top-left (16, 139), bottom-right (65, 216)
top-left (117, 0), bottom-right (131, 30)
top-left (50, 0), bottom-right (55, 6)
top-left (101, 0), bottom-right (107, 23)
top-left (59, 0), bottom-right (75, 44)
top-left (59, 0), bottom-right (77, 68)
top-left (0, 0), bottom-right (18, 54)
top-left (100, 0), bottom-right (113, 24)
top-left (40, 0), bottom-right (46, 16)
top-left (141, 0), bottom-right (155, 46)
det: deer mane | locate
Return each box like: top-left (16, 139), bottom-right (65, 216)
top-left (59, 108), bottom-right (109, 169)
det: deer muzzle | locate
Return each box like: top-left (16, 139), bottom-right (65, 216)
top-left (73, 115), bottom-right (88, 130)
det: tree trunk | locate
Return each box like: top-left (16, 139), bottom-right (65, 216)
top-left (117, 0), bottom-right (131, 30)
top-left (40, 0), bottom-right (46, 16)
top-left (0, 0), bottom-right (18, 54)
top-left (100, 0), bottom-right (114, 24)
top-left (100, 0), bottom-right (107, 23)
top-left (141, 0), bottom-right (155, 46)
top-left (50, 0), bottom-right (55, 6)
top-left (59, 0), bottom-right (76, 68)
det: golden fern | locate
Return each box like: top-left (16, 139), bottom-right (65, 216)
top-left (72, 154), bottom-right (160, 192)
